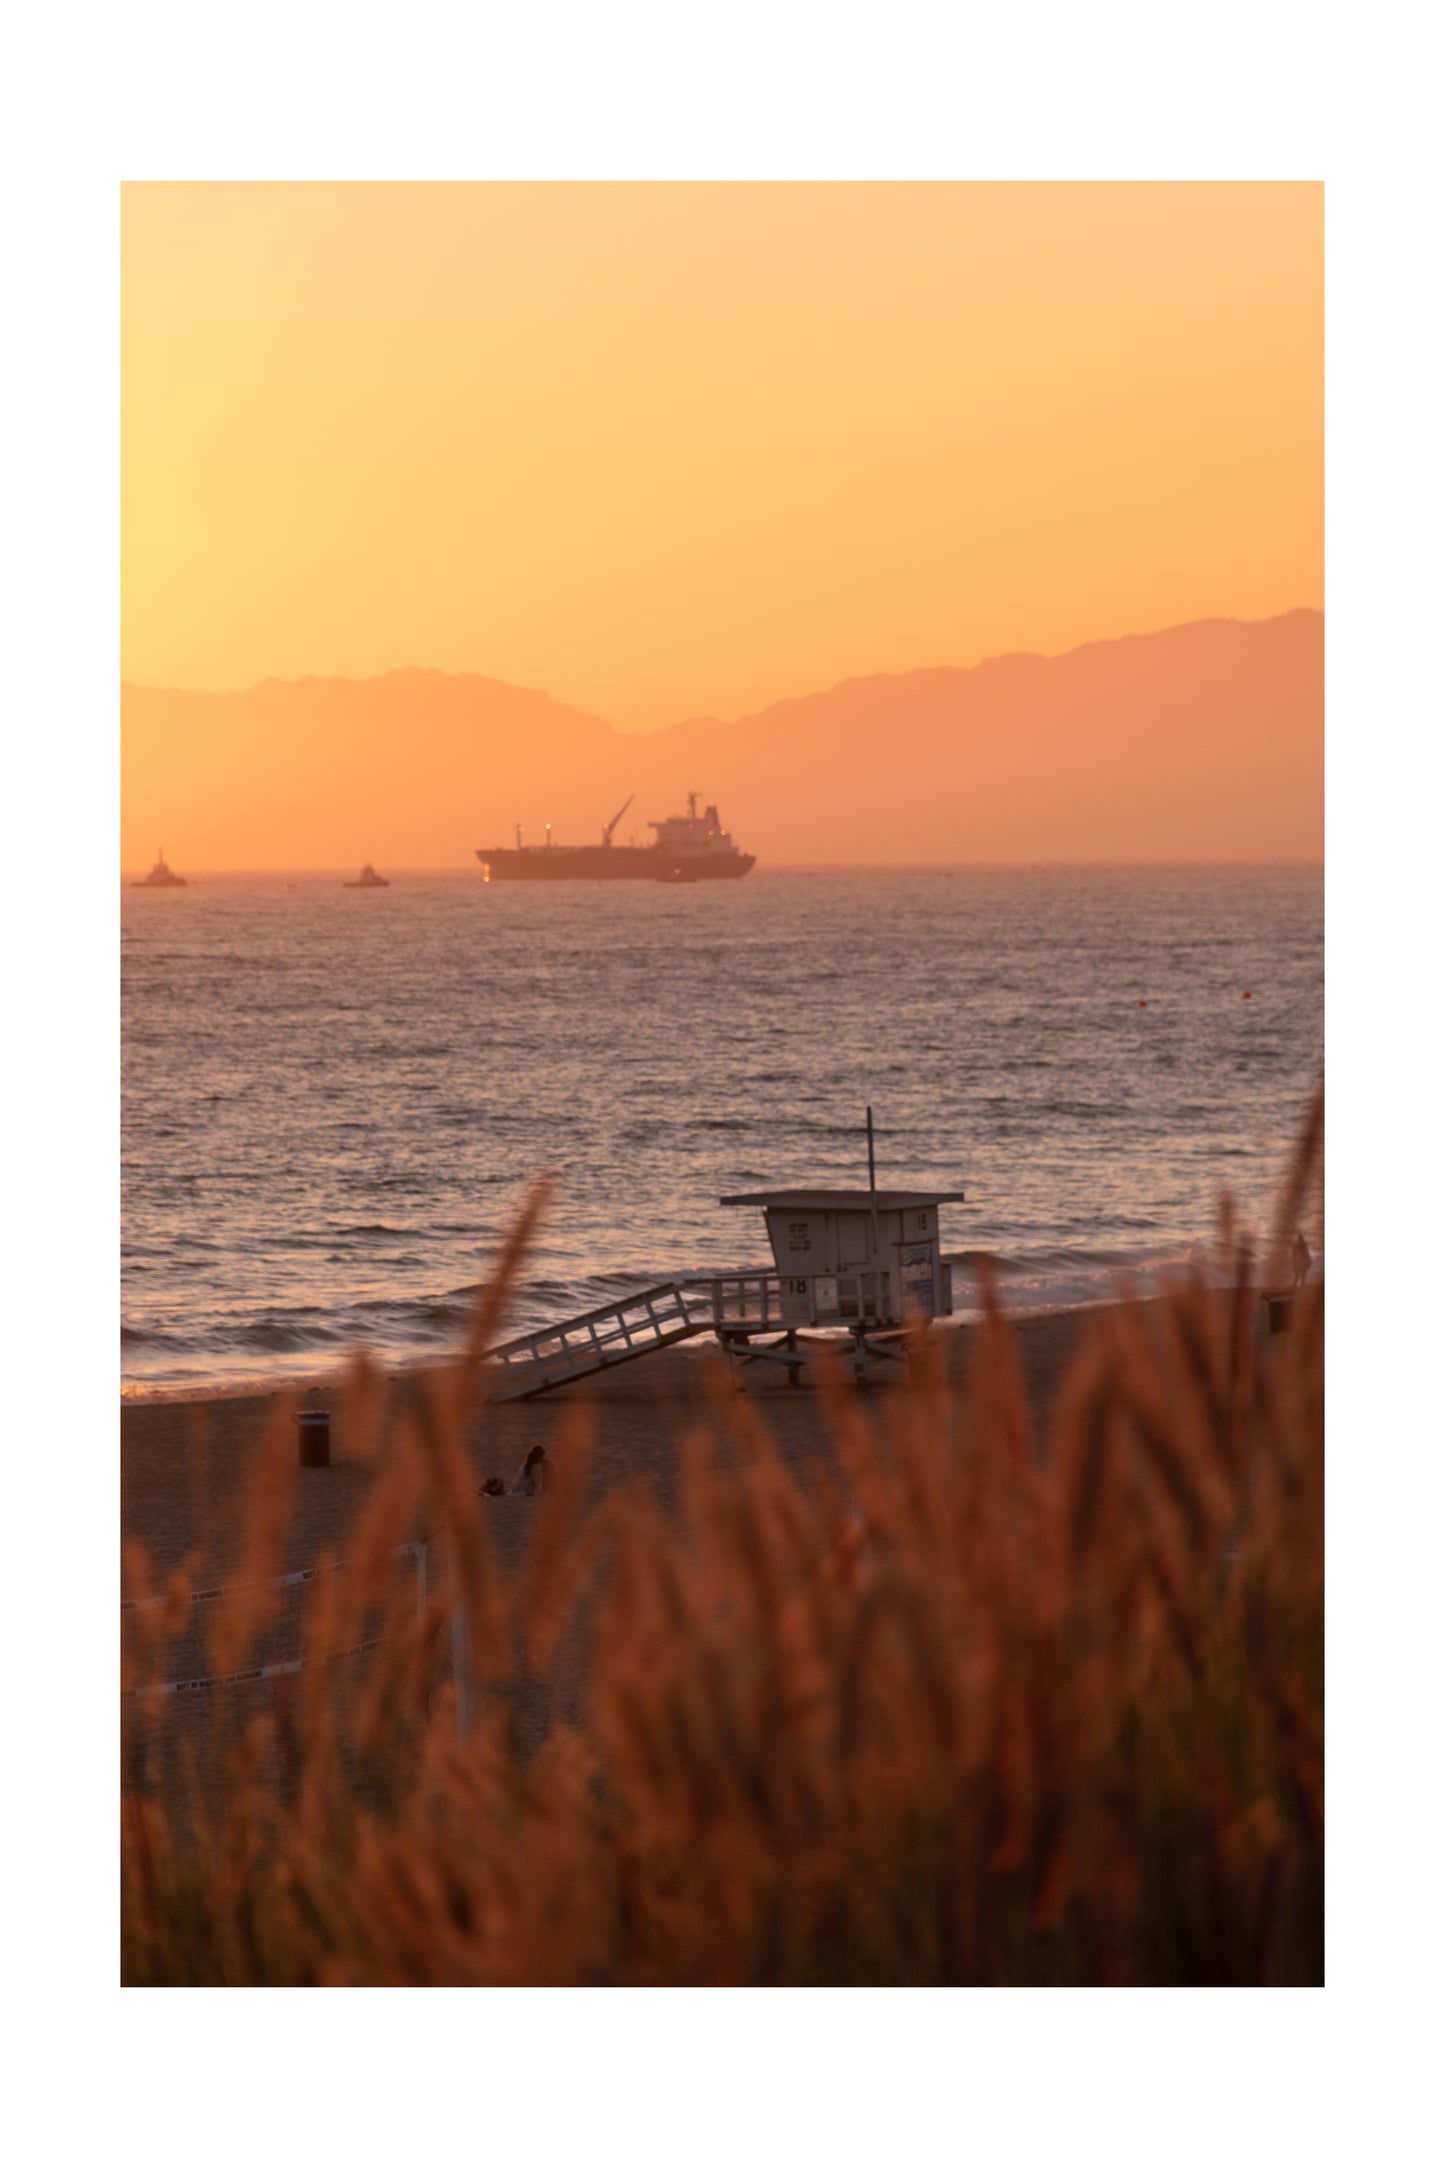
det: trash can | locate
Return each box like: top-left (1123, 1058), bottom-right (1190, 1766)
top-left (1264, 1293), bottom-right (1293, 1337)
top-left (298, 1409), bottom-right (331, 1466)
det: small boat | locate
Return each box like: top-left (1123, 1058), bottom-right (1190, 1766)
top-left (132, 848), bottom-right (186, 889)
top-left (344, 862), bottom-right (390, 889)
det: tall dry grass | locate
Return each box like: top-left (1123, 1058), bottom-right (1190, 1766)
top-left (121, 1104), bottom-right (1323, 1986)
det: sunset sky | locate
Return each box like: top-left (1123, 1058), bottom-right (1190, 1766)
top-left (122, 182), bottom-right (1321, 734)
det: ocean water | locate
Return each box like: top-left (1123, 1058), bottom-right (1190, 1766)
top-left (121, 866), bottom-right (1323, 1393)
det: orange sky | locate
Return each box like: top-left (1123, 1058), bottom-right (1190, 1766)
top-left (122, 182), bottom-right (1321, 734)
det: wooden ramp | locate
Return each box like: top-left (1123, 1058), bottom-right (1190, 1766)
top-left (484, 1281), bottom-right (715, 1401)
top-left (482, 1271), bottom-right (892, 1402)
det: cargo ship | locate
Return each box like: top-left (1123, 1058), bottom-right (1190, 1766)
top-left (478, 794), bottom-right (755, 883)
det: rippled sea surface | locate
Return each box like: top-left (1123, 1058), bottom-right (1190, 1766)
top-left (122, 866), bottom-right (1322, 1392)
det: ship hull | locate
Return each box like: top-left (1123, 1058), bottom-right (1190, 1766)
top-left (478, 846), bottom-right (755, 883)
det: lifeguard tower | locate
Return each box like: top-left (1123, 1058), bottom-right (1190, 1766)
top-left (720, 1185), bottom-right (960, 1327)
top-left (483, 1110), bottom-right (966, 1398)
top-left (713, 1109), bottom-right (963, 1379)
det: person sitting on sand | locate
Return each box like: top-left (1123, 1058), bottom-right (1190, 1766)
top-left (478, 1476), bottom-right (505, 1498)
top-left (510, 1444), bottom-right (552, 1498)
top-left (1292, 1232), bottom-right (1312, 1288)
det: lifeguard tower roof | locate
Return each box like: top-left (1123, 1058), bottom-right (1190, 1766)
top-left (719, 1188), bottom-right (966, 1210)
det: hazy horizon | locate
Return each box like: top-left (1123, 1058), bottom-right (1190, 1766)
top-left (122, 607), bottom-right (1322, 870)
top-left (124, 857), bottom-right (1328, 874)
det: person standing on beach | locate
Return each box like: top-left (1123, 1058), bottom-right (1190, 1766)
top-left (1292, 1232), bottom-right (1311, 1287)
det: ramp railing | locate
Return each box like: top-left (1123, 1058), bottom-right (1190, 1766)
top-left (483, 1272), bottom-right (791, 1400)
top-left (484, 1280), bottom-right (709, 1400)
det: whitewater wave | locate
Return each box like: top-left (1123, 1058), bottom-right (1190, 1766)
top-left (121, 1240), bottom-right (1244, 1388)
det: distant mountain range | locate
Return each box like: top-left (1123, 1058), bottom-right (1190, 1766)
top-left (121, 609), bottom-right (1322, 867)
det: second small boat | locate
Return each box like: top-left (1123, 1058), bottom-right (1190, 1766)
top-left (133, 848), bottom-right (187, 889)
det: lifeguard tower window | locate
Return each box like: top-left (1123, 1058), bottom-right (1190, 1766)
top-left (837, 1214), bottom-right (871, 1268)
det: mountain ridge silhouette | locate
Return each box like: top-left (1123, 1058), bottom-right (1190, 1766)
top-left (122, 608), bottom-right (1322, 867)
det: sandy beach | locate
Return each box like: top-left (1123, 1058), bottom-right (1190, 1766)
top-left (123, 1290), bottom-right (1251, 1809)
top-left (121, 1305), bottom-right (1117, 1589)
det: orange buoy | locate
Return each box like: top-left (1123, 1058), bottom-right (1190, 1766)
top-left (1243, 990), bottom-right (1252, 999)
top-left (1137, 1000), bottom-right (1147, 1008)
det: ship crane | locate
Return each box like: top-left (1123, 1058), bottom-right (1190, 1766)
top-left (602, 793), bottom-right (634, 847)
